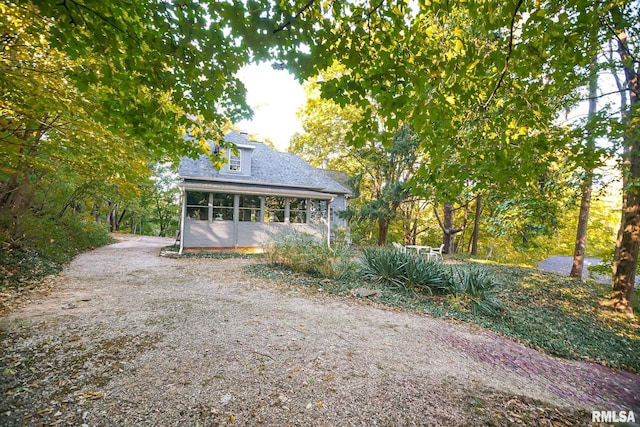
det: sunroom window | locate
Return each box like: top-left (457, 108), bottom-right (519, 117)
top-left (212, 193), bottom-right (234, 220)
top-left (309, 200), bottom-right (328, 224)
top-left (186, 191), bottom-right (210, 221)
top-left (239, 195), bottom-right (261, 222)
top-left (289, 198), bottom-right (307, 223)
top-left (265, 196), bottom-right (285, 222)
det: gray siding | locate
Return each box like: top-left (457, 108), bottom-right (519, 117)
top-left (183, 220), bottom-right (234, 247)
top-left (184, 221), bottom-right (326, 249)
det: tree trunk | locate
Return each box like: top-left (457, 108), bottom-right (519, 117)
top-left (570, 182), bottom-right (593, 279)
top-left (471, 193), bottom-right (482, 256)
top-left (608, 6), bottom-right (639, 316)
top-left (570, 58), bottom-right (597, 280)
top-left (378, 218), bottom-right (389, 246)
top-left (107, 203), bottom-right (118, 232)
top-left (443, 202), bottom-right (455, 254)
top-left (116, 208), bottom-right (127, 230)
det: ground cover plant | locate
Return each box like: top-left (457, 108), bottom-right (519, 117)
top-left (247, 243), bottom-right (640, 373)
top-left (0, 213), bottom-right (112, 289)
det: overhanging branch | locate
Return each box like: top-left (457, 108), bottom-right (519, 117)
top-left (483, 0), bottom-right (524, 109)
top-left (273, 0), bottom-right (315, 33)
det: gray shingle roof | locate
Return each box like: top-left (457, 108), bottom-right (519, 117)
top-left (179, 131), bottom-right (351, 195)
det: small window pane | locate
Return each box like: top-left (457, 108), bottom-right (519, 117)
top-left (309, 200), bottom-right (327, 224)
top-left (212, 193), bottom-right (234, 221)
top-left (289, 198), bottom-right (307, 223)
top-left (186, 207), bottom-right (208, 220)
top-left (265, 196), bottom-right (285, 222)
top-left (187, 191), bottom-right (209, 206)
top-left (229, 150), bottom-right (241, 172)
top-left (239, 195), bottom-right (261, 222)
top-left (186, 191), bottom-right (209, 221)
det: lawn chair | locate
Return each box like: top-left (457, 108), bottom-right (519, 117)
top-left (427, 244), bottom-right (444, 262)
top-left (392, 242), bottom-right (406, 253)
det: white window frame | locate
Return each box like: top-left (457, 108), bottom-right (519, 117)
top-left (229, 150), bottom-right (241, 172)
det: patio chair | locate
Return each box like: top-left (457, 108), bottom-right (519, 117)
top-left (392, 242), bottom-right (406, 253)
top-left (427, 244), bottom-right (444, 262)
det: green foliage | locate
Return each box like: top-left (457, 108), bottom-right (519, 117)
top-left (450, 266), bottom-right (503, 316)
top-left (360, 247), bottom-right (406, 289)
top-left (0, 212), bottom-right (112, 287)
top-left (360, 247), bottom-right (498, 315)
top-left (264, 229), bottom-right (355, 280)
top-left (402, 253), bottom-right (447, 294)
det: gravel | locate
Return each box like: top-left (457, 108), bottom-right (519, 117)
top-left (1, 235), bottom-right (637, 426)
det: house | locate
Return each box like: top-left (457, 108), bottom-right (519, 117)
top-left (177, 131), bottom-right (351, 252)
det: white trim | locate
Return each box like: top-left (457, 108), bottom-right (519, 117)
top-left (231, 143), bottom-right (255, 150)
top-left (179, 187), bottom-right (186, 255)
top-left (180, 175), bottom-right (350, 195)
top-left (326, 198), bottom-right (333, 248)
top-left (228, 150), bottom-right (241, 172)
top-left (180, 181), bottom-right (336, 200)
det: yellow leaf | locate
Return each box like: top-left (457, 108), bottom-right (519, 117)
top-left (445, 95), bottom-right (456, 105)
top-left (316, 401), bottom-right (324, 408)
top-left (454, 40), bottom-right (464, 54)
top-left (467, 59), bottom-right (480, 73)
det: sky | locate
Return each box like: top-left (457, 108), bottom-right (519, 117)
top-left (236, 62), bottom-right (306, 152)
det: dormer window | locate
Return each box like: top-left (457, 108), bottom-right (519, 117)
top-left (229, 150), bottom-right (241, 172)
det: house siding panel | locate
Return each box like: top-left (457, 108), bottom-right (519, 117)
top-left (183, 221), bottom-right (327, 249)
top-left (184, 220), bottom-right (234, 247)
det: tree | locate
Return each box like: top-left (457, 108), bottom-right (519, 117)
top-left (569, 64), bottom-right (598, 280)
top-left (607, 4), bottom-right (640, 316)
top-left (290, 65), bottom-right (362, 170)
top-left (355, 128), bottom-right (420, 245)
top-left (1, 0), bottom-right (297, 249)
top-left (274, 0), bottom-right (636, 313)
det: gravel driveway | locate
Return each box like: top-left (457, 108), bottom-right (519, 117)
top-left (1, 235), bottom-right (638, 426)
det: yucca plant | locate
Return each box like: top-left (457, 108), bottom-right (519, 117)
top-left (451, 266), bottom-right (503, 316)
top-left (361, 247), bottom-right (406, 289)
top-left (402, 253), bottom-right (448, 294)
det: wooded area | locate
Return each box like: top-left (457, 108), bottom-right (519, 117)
top-left (1, 1), bottom-right (638, 314)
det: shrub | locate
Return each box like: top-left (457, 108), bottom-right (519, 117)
top-left (264, 229), bottom-right (356, 279)
top-left (450, 265), bottom-right (503, 316)
top-left (360, 248), bottom-right (503, 316)
top-left (361, 246), bottom-right (449, 293)
top-left (361, 247), bottom-right (406, 289)
top-left (1, 211), bottom-right (112, 287)
top-left (402, 252), bottom-right (448, 294)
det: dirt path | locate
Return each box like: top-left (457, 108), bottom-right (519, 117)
top-left (1, 235), bottom-right (638, 426)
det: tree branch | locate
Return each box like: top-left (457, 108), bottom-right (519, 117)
top-left (433, 206), bottom-right (445, 232)
top-left (600, 14), bottom-right (640, 66)
top-left (483, 0), bottom-right (524, 109)
top-left (581, 88), bottom-right (630, 102)
top-left (273, 0), bottom-right (315, 34)
top-left (63, 0), bottom-right (142, 45)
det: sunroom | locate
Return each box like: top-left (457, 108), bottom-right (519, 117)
top-left (178, 182), bottom-right (335, 252)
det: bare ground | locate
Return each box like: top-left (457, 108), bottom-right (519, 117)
top-left (1, 235), bottom-right (638, 426)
